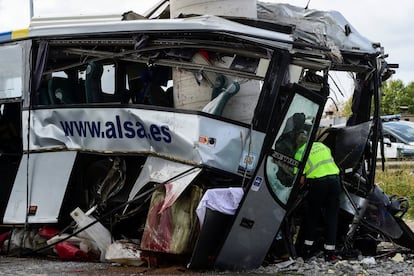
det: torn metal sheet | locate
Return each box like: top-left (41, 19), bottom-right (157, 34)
top-left (125, 156), bottom-right (201, 213)
top-left (258, 3), bottom-right (378, 55)
top-left (25, 108), bottom-right (264, 175)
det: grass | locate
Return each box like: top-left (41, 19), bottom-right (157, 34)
top-left (375, 162), bottom-right (414, 220)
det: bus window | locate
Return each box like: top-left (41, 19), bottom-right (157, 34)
top-left (79, 63), bottom-right (118, 103)
top-left (0, 102), bottom-right (22, 153)
top-left (266, 93), bottom-right (319, 204)
top-left (0, 44), bottom-right (23, 99)
top-left (46, 62), bottom-right (118, 105)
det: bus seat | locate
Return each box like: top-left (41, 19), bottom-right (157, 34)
top-left (147, 84), bottom-right (174, 107)
top-left (85, 62), bottom-right (104, 103)
top-left (38, 85), bottom-right (50, 105)
top-left (48, 77), bottom-right (76, 104)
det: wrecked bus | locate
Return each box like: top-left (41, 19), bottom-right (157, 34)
top-left (0, 2), bottom-right (413, 270)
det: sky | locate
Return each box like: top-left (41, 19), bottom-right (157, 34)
top-left (0, 0), bottom-right (413, 102)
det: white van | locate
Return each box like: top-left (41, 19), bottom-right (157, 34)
top-left (381, 120), bottom-right (414, 158)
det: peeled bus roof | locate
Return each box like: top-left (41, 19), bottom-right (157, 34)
top-left (1, 2), bottom-right (382, 57)
top-left (258, 3), bottom-right (379, 55)
top-left (0, 15), bottom-right (293, 49)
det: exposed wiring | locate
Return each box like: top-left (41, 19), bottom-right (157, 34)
top-left (9, 166), bottom-right (200, 257)
top-left (328, 73), bottom-right (345, 98)
top-left (327, 96), bottom-right (339, 112)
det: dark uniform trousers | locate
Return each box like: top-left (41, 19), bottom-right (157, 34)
top-left (305, 174), bottom-right (341, 246)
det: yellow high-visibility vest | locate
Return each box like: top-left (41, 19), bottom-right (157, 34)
top-left (295, 142), bottom-right (339, 179)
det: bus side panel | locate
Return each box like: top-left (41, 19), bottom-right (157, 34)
top-left (3, 151), bottom-right (76, 224)
top-left (0, 155), bottom-right (21, 221)
top-left (214, 164), bottom-right (286, 270)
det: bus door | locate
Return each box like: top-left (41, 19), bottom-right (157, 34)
top-left (215, 84), bottom-right (326, 270)
top-left (0, 41), bottom-right (27, 221)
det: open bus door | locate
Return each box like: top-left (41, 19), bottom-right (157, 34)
top-left (215, 83), bottom-right (327, 270)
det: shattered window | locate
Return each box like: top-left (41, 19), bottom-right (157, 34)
top-left (266, 93), bottom-right (319, 204)
top-left (37, 34), bottom-right (270, 124)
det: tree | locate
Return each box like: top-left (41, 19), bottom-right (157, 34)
top-left (401, 82), bottom-right (414, 114)
top-left (380, 79), bottom-right (414, 115)
top-left (333, 79), bottom-right (414, 118)
top-left (339, 97), bottom-right (353, 117)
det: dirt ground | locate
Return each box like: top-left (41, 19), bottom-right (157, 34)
top-left (0, 256), bottom-right (209, 276)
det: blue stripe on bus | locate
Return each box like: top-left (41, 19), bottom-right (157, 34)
top-left (0, 31), bottom-right (12, 43)
top-left (0, 29), bottom-right (29, 43)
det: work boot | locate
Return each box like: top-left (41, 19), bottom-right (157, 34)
top-left (340, 248), bottom-right (361, 260)
top-left (301, 244), bottom-right (317, 260)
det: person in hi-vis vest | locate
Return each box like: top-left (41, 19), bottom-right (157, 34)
top-left (294, 130), bottom-right (341, 262)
